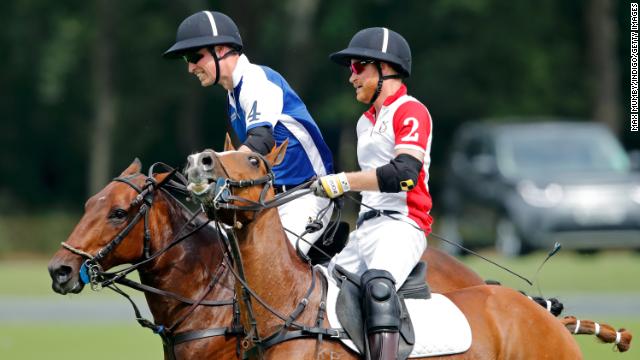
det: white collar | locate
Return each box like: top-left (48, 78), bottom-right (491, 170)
top-left (232, 54), bottom-right (250, 88)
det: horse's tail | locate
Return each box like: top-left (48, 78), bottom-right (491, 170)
top-left (517, 290), bottom-right (564, 317)
top-left (561, 316), bottom-right (632, 352)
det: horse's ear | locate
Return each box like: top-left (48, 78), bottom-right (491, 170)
top-left (266, 139), bottom-right (288, 166)
top-left (224, 133), bottom-right (236, 151)
top-left (120, 158), bottom-right (142, 176)
top-left (153, 172), bottom-right (172, 185)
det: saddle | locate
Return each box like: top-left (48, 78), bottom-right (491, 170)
top-left (333, 261), bottom-right (431, 360)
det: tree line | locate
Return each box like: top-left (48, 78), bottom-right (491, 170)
top-left (0, 0), bottom-right (633, 213)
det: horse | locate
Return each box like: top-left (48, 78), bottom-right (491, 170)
top-left (42, 160), bottom-right (494, 359)
top-left (184, 141), bottom-right (631, 359)
top-left (48, 159), bottom-right (630, 360)
top-left (47, 161), bottom-right (239, 359)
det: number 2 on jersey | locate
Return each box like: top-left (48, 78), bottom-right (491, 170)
top-left (400, 117), bottom-right (420, 142)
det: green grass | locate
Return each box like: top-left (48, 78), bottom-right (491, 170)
top-left (0, 259), bottom-right (144, 298)
top-left (0, 320), bottom-right (636, 359)
top-left (2, 254), bottom-right (638, 359)
top-left (574, 318), bottom-right (638, 360)
top-left (0, 323), bottom-right (162, 360)
top-left (9, 250), bottom-right (639, 297)
top-left (457, 249), bottom-right (640, 294)
top-left (0, 211), bottom-right (79, 255)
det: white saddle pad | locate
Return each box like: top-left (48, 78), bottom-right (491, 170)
top-left (317, 266), bottom-right (472, 358)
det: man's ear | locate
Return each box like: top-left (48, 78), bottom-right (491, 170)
top-left (224, 133), bottom-right (236, 151)
top-left (120, 158), bottom-right (142, 177)
top-left (265, 139), bottom-right (288, 166)
top-left (381, 62), bottom-right (399, 76)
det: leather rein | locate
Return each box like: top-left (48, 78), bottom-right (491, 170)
top-left (198, 153), bottom-right (348, 359)
top-left (59, 163), bottom-right (243, 359)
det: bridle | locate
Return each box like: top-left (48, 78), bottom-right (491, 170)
top-left (193, 152), bottom-right (348, 358)
top-left (59, 163), bottom-right (243, 359)
top-left (190, 151), bottom-right (315, 216)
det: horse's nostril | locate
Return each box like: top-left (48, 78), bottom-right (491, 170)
top-left (201, 155), bottom-right (213, 167)
top-left (53, 265), bottom-right (73, 284)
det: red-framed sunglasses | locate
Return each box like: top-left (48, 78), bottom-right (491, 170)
top-left (350, 60), bottom-right (375, 75)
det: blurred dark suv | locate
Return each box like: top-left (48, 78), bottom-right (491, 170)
top-left (439, 120), bottom-right (640, 256)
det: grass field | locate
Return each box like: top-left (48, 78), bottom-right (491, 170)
top-left (1, 321), bottom-right (635, 360)
top-left (1, 252), bottom-right (637, 359)
top-left (0, 323), bottom-right (163, 360)
top-left (457, 249), bottom-right (640, 294)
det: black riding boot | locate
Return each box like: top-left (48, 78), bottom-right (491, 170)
top-left (367, 331), bottom-right (400, 360)
top-left (361, 269), bottom-right (401, 360)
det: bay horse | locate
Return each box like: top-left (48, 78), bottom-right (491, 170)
top-left (48, 159), bottom-right (630, 359)
top-left (43, 160), bottom-right (495, 359)
top-left (48, 161), bottom-right (239, 359)
top-left (184, 141), bottom-right (631, 359)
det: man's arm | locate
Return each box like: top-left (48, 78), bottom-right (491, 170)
top-left (239, 126), bottom-right (275, 154)
top-left (312, 101), bottom-right (431, 198)
top-left (344, 148), bottom-right (423, 191)
top-left (237, 73), bottom-right (284, 154)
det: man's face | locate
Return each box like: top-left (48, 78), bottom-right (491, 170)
top-left (348, 59), bottom-right (378, 104)
top-left (186, 48), bottom-right (218, 87)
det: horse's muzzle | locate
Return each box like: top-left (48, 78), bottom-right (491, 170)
top-left (186, 150), bottom-right (220, 198)
top-left (48, 258), bottom-right (84, 295)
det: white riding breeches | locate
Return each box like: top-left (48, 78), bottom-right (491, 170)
top-left (277, 191), bottom-right (333, 255)
top-left (328, 214), bottom-right (427, 289)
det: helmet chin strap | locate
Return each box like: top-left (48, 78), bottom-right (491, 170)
top-left (209, 47), bottom-right (241, 86)
top-left (368, 62), bottom-right (402, 105)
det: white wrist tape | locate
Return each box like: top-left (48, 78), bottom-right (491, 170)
top-left (322, 172), bottom-right (351, 197)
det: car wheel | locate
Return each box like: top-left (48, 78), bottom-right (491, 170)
top-left (495, 217), bottom-right (523, 257)
top-left (576, 248), bottom-right (599, 255)
top-left (437, 215), bottom-right (463, 255)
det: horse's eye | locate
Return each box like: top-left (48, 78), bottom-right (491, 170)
top-left (108, 208), bottom-right (128, 220)
top-left (248, 156), bottom-right (260, 167)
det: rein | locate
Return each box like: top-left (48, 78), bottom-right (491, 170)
top-left (189, 152), bottom-right (316, 214)
top-left (343, 193), bottom-right (563, 289)
top-left (59, 163), bottom-right (243, 359)
top-left (196, 153), bottom-right (349, 358)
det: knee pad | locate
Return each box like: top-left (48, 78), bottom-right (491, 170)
top-left (361, 269), bottom-right (401, 333)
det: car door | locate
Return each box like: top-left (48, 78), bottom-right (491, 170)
top-left (452, 130), bottom-right (501, 246)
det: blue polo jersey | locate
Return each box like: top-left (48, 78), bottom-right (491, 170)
top-left (226, 55), bottom-right (334, 186)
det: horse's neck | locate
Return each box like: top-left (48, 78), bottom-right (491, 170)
top-left (138, 193), bottom-right (229, 326)
top-left (235, 208), bottom-right (314, 330)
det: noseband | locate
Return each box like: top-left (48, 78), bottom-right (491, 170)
top-left (62, 167), bottom-right (174, 289)
top-left (191, 152), bottom-right (313, 217)
top-left (59, 163), bottom-right (243, 359)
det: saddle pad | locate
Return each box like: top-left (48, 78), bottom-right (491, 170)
top-left (317, 266), bottom-right (472, 358)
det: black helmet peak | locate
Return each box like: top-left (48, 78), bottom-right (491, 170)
top-left (330, 27), bottom-right (411, 77)
top-left (164, 10), bottom-right (243, 58)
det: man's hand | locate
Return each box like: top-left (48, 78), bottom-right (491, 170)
top-left (311, 173), bottom-right (351, 198)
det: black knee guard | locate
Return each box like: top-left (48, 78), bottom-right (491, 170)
top-left (361, 269), bottom-right (402, 333)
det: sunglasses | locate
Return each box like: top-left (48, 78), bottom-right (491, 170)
top-left (350, 60), bottom-right (375, 75)
top-left (183, 52), bottom-right (204, 65)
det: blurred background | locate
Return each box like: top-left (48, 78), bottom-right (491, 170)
top-left (1, 0), bottom-right (638, 359)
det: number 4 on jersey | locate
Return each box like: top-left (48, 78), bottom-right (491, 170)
top-left (248, 101), bottom-right (261, 122)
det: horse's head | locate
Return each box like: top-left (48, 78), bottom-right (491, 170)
top-left (48, 159), bottom-right (172, 294)
top-left (185, 137), bottom-right (287, 225)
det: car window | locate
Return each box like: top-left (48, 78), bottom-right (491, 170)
top-left (496, 126), bottom-right (630, 177)
top-left (463, 134), bottom-right (493, 158)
